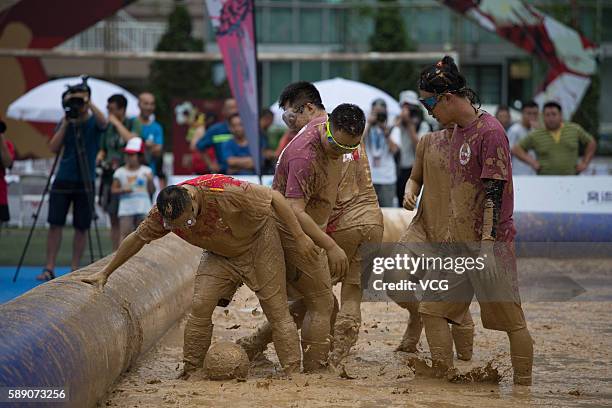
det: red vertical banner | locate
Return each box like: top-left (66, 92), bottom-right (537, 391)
top-left (205, 0), bottom-right (260, 175)
top-left (440, 0), bottom-right (598, 118)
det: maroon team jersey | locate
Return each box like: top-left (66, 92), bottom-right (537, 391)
top-left (448, 112), bottom-right (516, 242)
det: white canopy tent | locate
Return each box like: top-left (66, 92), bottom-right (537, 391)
top-left (270, 78), bottom-right (401, 127)
top-left (6, 76), bottom-right (139, 123)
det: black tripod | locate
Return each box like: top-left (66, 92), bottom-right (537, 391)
top-left (13, 121), bottom-right (104, 282)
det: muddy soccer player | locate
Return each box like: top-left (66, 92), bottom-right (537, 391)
top-left (240, 125), bottom-right (384, 369)
top-left (82, 174), bottom-right (322, 377)
top-left (415, 56), bottom-right (533, 385)
top-left (239, 83), bottom-right (367, 371)
top-left (384, 127), bottom-right (474, 361)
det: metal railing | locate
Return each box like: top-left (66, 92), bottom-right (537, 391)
top-left (58, 11), bottom-right (166, 53)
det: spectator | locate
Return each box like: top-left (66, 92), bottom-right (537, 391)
top-left (364, 98), bottom-right (400, 207)
top-left (223, 113), bottom-right (255, 175)
top-left (512, 101), bottom-right (597, 175)
top-left (38, 86), bottom-right (107, 281)
top-left (495, 105), bottom-right (513, 131)
top-left (188, 112), bottom-right (209, 175)
top-left (111, 138), bottom-right (154, 242)
top-left (97, 94), bottom-right (138, 250)
top-left (260, 109), bottom-right (276, 175)
top-left (0, 119), bottom-right (15, 228)
top-left (507, 100), bottom-right (540, 175)
top-left (394, 90), bottom-right (431, 206)
top-left (196, 98), bottom-right (238, 173)
top-left (133, 92), bottom-right (165, 188)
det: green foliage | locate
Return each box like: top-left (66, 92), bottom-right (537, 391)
top-left (359, 0), bottom-right (419, 100)
top-left (149, 3), bottom-right (229, 147)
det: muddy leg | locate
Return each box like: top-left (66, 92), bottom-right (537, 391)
top-left (328, 283), bottom-right (360, 366)
top-left (452, 309), bottom-right (474, 361)
top-left (422, 314), bottom-right (454, 377)
top-left (508, 327), bottom-right (534, 385)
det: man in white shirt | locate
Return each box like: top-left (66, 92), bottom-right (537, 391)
top-left (507, 100), bottom-right (539, 176)
top-left (393, 90), bottom-right (431, 206)
top-left (364, 98), bottom-right (399, 207)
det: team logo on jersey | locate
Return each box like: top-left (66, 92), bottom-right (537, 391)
top-left (342, 149), bottom-right (360, 163)
top-left (459, 142), bottom-right (471, 165)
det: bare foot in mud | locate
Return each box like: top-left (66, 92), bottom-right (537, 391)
top-left (395, 341), bottom-right (418, 353)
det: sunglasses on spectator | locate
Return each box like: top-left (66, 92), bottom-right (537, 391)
top-left (326, 121), bottom-right (360, 154)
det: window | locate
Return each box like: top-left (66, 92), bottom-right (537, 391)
top-left (300, 61), bottom-right (323, 82)
top-left (414, 8), bottom-right (444, 44)
top-left (299, 9), bottom-right (323, 44)
top-left (268, 62), bottom-right (292, 106)
top-left (267, 8), bottom-right (293, 43)
top-left (329, 61), bottom-right (352, 79)
top-left (462, 65), bottom-right (502, 105)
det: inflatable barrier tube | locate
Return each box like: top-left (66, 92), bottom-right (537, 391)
top-left (514, 212), bottom-right (612, 242)
top-left (381, 208), bottom-right (415, 242)
top-left (380, 208), bottom-right (612, 243)
top-left (0, 234), bottom-right (202, 408)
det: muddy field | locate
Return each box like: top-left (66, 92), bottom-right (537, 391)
top-left (102, 258), bottom-right (611, 408)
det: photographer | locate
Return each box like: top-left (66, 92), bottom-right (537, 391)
top-left (364, 98), bottom-right (400, 207)
top-left (96, 94), bottom-right (138, 250)
top-left (0, 119), bottom-right (15, 228)
top-left (393, 90), bottom-right (432, 206)
top-left (38, 81), bottom-right (107, 281)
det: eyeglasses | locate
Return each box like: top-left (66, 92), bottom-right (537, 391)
top-left (162, 208), bottom-right (197, 230)
top-left (419, 95), bottom-right (441, 113)
top-left (281, 104), bottom-right (306, 128)
top-left (326, 121), bottom-right (360, 154)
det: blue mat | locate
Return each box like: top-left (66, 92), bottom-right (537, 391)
top-left (0, 267), bottom-right (71, 305)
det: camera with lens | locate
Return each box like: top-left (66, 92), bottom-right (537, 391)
top-left (62, 76), bottom-right (91, 120)
top-left (376, 111), bottom-right (388, 124)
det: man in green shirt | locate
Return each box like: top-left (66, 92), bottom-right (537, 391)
top-left (96, 94), bottom-right (138, 249)
top-left (512, 101), bottom-right (596, 175)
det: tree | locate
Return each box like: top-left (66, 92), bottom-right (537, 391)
top-left (359, 0), bottom-right (419, 100)
top-left (149, 3), bottom-right (229, 148)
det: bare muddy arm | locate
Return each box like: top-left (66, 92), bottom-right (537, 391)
top-left (81, 232), bottom-right (147, 288)
top-left (271, 190), bottom-right (319, 265)
top-left (287, 197), bottom-right (348, 278)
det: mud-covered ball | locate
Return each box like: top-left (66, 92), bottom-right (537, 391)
top-left (204, 341), bottom-right (250, 380)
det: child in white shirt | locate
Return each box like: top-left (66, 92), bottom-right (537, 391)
top-left (111, 138), bottom-right (155, 241)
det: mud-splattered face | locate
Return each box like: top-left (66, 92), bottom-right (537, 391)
top-left (323, 125), bottom-right (361, 159)
top-left (281, 102), bottom-right (317, 132)
top-left (162, 205), bottom-right (197, 230)
top-left (419, 90), bottom-right (451, 127)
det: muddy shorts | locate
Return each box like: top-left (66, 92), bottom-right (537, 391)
top-left (330, 224), bottom-right (384, 286)
top-left (195, 217), bottom-right (285, 302)
top-left (419, 242), bottom-right (526, 332)
top-left (274, 217), bottom-right (332, 302)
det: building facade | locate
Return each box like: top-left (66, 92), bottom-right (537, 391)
top-left (51, 0), bottom-right (611, 134)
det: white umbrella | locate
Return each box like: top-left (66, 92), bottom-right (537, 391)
top-left (270, 78), bottom-right (401, 127)
top-left (6, 76), bottom-right (139, 123)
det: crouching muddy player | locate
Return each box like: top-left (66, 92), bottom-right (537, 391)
top-left (82, 174), bottom-right (322, 378)
top-left (238, 83), bottom-right (367, 371)
top-left (239, 110), bottom-right (383, 370)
